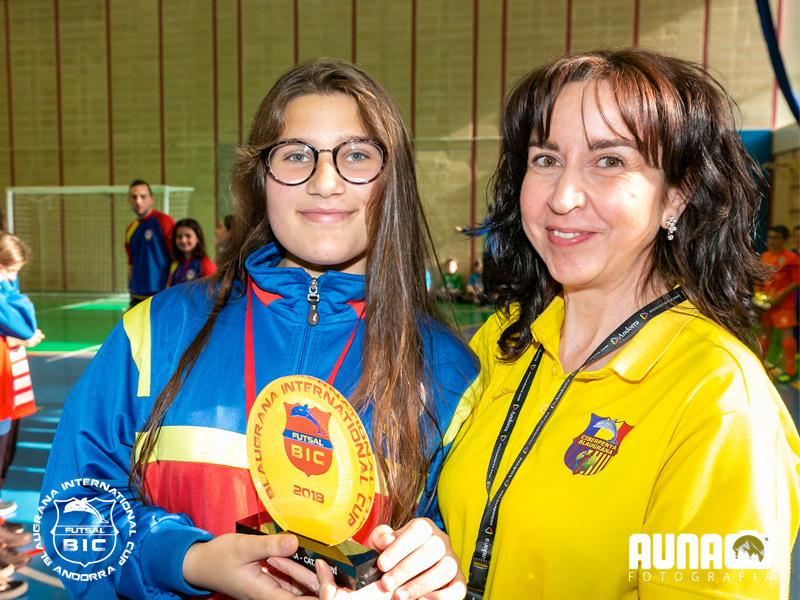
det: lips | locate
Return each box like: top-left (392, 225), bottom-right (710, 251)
top-left (546, 227), bottom-right (595, 245)
top-left (299, 208), bottom-right (356, 224)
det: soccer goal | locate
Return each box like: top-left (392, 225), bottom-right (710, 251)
top-left (5, 185), bottom-right (194, 293)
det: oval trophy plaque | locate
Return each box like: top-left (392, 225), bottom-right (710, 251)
top-left (245, 375), bottom-right (378, 588)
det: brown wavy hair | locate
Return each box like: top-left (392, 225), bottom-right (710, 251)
top-left (485, 47), bottom-right (768, 359)
top-left (0, 232), bottom-right (28, 268)
top-left (131, 59), bottom-right (444, 528)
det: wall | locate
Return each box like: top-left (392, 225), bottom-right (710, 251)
top-left (0, 0), bottom-right (794, 291)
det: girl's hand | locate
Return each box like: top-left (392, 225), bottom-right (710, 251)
top-left (271, 518), bottom-right (465, 600)
top-left (6, 329), bottom-right (45, 348)
top-left (182, 532), bottom-right (322, 600)
top-left (369, 519), bottom-right (465, 600)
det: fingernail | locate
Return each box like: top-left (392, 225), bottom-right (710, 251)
top-left (381, 574), bottom-right (395, 591)
top-left (266, 558), bottom-right (277, 568)
top-left (281, 536), bottom-right (294, 552)
top-left (395, 589), bottom-right (409, 600)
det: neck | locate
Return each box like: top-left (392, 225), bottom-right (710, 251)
top-left (559, 280), bottom-right (667, 372)
top-left (183, 251), bottom-right (193, 260)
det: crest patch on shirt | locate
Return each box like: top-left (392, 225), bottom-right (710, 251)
top-left (144, 229), bottom-right (153, 241)
top-left (564, 413), bottom-right (634, 476)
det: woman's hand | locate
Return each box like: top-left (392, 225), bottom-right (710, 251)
top-left (271, 518), bottom-right (465, 600)
top-left (182, 532), bottom-right (321, 599)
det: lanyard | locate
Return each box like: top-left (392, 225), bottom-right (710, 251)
top-left (243, 278), bottom-right (364, 411)
top-left (465, 287), bottom-right (686, 599)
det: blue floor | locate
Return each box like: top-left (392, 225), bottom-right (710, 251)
top-left (4, 347), bottom-right (800, 599)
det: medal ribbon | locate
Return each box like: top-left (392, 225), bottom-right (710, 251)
top-left (465, 288), bottom-right (686, 599)
top-left (244, 277), bottom-right (364, 410)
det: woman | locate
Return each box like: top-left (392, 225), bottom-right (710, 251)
top-left (167, 218), bottom-right (217, 287)
top-left (439, 48), bottom-right (800, 599)
top-left (40, 59), bottom-right (475, 600)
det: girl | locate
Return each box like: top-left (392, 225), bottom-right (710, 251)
top-left (0, 233), bottom-right (45, 599)
top-left (167, 218), bottom-right (217, 287)
top-left (214, 214), bottom-right (234, 261)
top-left (41, 60), bottom-right (477, 600)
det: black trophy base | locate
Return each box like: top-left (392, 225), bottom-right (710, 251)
top-left (237, 512), bottom-right (380, 590)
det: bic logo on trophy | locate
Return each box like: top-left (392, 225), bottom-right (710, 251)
top-left (284, 403), bottom-right (334, 477)
top-left (35, 479), bottom-right (137, 582)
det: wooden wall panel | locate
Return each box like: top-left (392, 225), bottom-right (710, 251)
top-left (571, 0), bottom-right (635, 52)
top-left (355, 0), bottom-right (412, 123)
top-left (505, 2), bottom-right (567, 89)
top-left (108, 0), bottom-right (161, 186)
top-left (297, 0), bottom-right (351, 64)
top-left (708, 0), bottom-right (773, 129)
top-left (0, 3), bottom-right (11, 208)
top-left (0, 0), bottom-right (793, 291)
top-left (240, 0), bottom-right (293, 131)
top-left (639, 0), bottom-right (705, 61)
top-left (162, 0), bottom-right (215, 237)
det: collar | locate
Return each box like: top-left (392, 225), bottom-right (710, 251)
top-left (244, 243), bottom-right (365, 321)
top-left (531, 295), bottom-right (698, 382)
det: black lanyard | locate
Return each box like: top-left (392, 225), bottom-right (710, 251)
top-left (465, 288), bottom-right (686, 599)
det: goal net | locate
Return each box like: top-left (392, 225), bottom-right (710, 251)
top-left (5, 185), bottom-right (193, 293)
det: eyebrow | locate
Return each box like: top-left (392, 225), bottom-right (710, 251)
top-left (528, 137), bottom-right (637, 151)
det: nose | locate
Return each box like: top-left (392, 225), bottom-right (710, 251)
top-left (306, 152), bottom-right (345, 197)
top-left (548, 165), bottom-right (586, 214)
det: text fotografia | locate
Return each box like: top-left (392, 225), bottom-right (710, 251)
top-left (34, 478), bottom-right (137, 582)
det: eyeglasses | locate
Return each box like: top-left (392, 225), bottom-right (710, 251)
top-left (262, 138), bottom-right (385, 186)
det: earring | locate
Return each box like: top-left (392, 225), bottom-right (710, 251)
top-left (666, 216), bottom-right (677, 241)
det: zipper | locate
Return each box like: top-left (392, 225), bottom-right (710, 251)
top-left (307, 277), bottom-right (320, 326)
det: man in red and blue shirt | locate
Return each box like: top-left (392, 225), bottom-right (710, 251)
top-left (125, 180), bottom-right (175, 308)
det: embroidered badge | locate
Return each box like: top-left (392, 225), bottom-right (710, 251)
top-left (563, 413), bottom-right (634, 476)
top-left (144, 229), bottom-right (153, 241)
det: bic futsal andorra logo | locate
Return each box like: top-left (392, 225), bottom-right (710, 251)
top-left (564, 413), bottom-right (634, 475)
top-left (52, 497), bottom-right (118, 567)
top-left (283, 403), bottom-right (334, 477)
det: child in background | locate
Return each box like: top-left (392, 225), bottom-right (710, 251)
top-left (214, 214), bottom-right (234, 261)
top-left (465, 259), bottom-right (485, 304)
top-left (167, 218), bottom-right (217, 288)
top-left (439, 258), bottom-right (463, 301)
top-left (758, 225), bottom-right (800, 382)
top-left (0, 232), bottom-right (45, 598)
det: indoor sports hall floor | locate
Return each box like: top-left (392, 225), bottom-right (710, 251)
top-left (3, 294), bottom-right (799, 599)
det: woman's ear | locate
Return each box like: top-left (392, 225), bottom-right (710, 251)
top-left (663, 185), bottom-right (689, 223)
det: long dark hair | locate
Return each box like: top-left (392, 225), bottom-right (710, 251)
top-left (171, 218), bottom-right (208, 261)
top-left (486, 47), bottom-right (767, 360)
top-left (132, 59), bottom-right (443, 528)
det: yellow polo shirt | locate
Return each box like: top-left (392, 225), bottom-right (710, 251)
top-left (440, 297), bottom-right (800, 599)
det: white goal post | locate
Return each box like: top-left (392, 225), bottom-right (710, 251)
top-left (5, 185), bottom-right (194, 293)
top-left (5, 185), bottom-right (194, 233)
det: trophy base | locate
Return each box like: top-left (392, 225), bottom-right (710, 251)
top-left (237, 513), bottom-right (380, 590)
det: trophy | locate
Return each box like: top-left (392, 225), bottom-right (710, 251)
top-left (241, 375), bottom-right (380, 589)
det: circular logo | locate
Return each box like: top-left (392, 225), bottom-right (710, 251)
top-left (35, 479), bottom-right (137, 581)
top-left (144, 229), bottom-right (153, 241)
top-left (185, 269), bottom-right (196, 280)
top-left (247, 375), bottom-right (375, 546)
